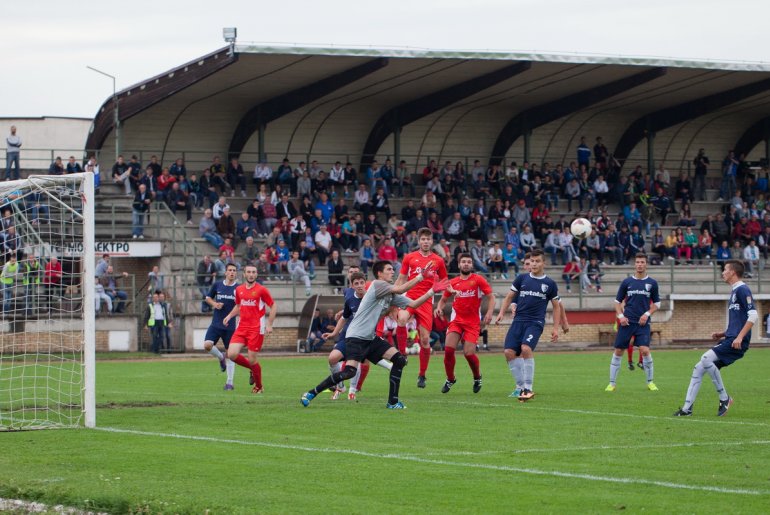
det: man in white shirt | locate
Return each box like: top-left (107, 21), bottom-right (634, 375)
top-left (253, 160), bottom-right (273, 188)
top-left (212, 197), bottom-right (229, 221)
top-left (314, 224), bottom-right (332, 265)
top-left (329, 161), bottom-right (346, 196)
top-left (743, 240), bottom-right (760, 278)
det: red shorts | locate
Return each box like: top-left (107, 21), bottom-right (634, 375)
top-left (447, 320), bottom-right (480, 345)
top-left (230, 327), bottom-right (265, 352)
top-left (406, 301), bottom-right (433, 332)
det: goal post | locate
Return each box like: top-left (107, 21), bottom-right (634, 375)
top-left (0, 172), bottom-right (95, 430)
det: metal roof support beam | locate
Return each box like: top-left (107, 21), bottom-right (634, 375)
top-left (489, 67), bottom-right (667, 166)
top-left (228, 58), bottom-right (389, 158)
top-left (359, 61), bottom-right (532, 170)
top-left (615, 77), bottom-right (770, 169)
top-left (734, 116), bottom-right (770, 159)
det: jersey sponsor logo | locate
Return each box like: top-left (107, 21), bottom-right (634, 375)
top-left (216, 294), bottom-right (235, 301)
top-left (626, 289), bottom-right (651, 297)
top-left (241, 299), bottom-right (259, 307)
top-left (729, 302), bottom-right (742, 312)
top-left (455, 289), bottom-right (479, 298)
top-left (520, 290), bottom-right (547, 300)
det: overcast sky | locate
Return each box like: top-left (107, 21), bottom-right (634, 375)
top-left (4, 0), bottom-right (770, 119)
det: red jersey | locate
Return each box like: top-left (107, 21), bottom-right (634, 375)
top-left (442, 273), bottom-right (492, 325)
top-left (399, 251), bottom-right (447, 300)
top-left (234, 283), bottom-right (274, 330)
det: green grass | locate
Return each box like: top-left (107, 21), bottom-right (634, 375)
top-left (1, 348), bottom-right (770, 514)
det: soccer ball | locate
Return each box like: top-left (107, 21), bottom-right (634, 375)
top-left (408, 343), bottom-right (421, 355)
top-left (570, 217), bottom-right (592, 239)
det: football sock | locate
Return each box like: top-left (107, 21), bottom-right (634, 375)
top-left (643, 355), bottom-right (654, 382)
top-left (388, 354), bottom-right (407, 405)
top-left (233, 354), bottom-right (251, 370)
top-left (465, 354), bottom-right (481, 380)
top-left (522, 358), bottom-right (535, 390)
top-left (350, 365), bottom-right (362, 392)
top-left (209, 346), bottom-right (224, 360)
top-left (354, 363), bottom-right (370, 392)
top-left (626, 344), bottom-right (633, 364)
top-left (312, 365), bottom-right (357, 395)
top-left (444, 347), bottom-right (457, 381)
top-left (396, 326), bottom-right (408, 355)
top-left (225, 359), bottom-right (235, 385)
top-left (376, 359), bottom-right (393, 371)
top-left (508, 358), bottom-right (524, 387)
top-left (683, 362), bottom-right (705, 411)
top-left (418, 346), bottom-right (431, 376)
top-left (703, 361), bottom-right (728, 402)
top-left (609, 354), bottom-right (621, 385)
top-left (251, 362), bottom-right (262, 389)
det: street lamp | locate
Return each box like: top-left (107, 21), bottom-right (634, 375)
top-left (86, 65), bottom-right (121, 162)
top-left (223, 27), bottom-right (237, 55)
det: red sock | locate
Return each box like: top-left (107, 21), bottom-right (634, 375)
top-left (233, 354), bottom-right (251, 370)
top-left (419, 346), bottom-right (431, 376)
top-left (251, 362), bottom-right (262, 389)
top-left (357, 363), bottom-right (370, 391)
top-left (465, 354), bottom-right (481, 380)
top-left (396, 326), bottom-right (407, 355)
top-left (627, 343), bottom-right (634, 363)
top-left (443, 347), bottom-right (456, 381)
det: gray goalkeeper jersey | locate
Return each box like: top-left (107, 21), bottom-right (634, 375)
top-left (345, 280), bottom-right (410, 341)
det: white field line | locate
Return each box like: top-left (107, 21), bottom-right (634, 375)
top-left (94, 427), bottom-right (769, 496)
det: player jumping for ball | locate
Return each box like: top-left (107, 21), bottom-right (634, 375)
top-left (394, 227), bottom-right (448, 389)
top-left (301, 260), bottom-right (449, 409)
top-left (434, 253), bottom-right (495, 394)
top-left (223, 265), bottom-right (276, 394)
top-left (674, 259), bottom-right (757, 417)
top-left (605, 253), bottom-right (661, 392)
top-left (495, 249), bottom-right (562, 401)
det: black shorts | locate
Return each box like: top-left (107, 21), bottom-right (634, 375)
top-left (345, 336), bottom-right (392, 364)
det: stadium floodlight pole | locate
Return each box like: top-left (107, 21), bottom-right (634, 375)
top-left (86, 65), bottom-right (121, 162)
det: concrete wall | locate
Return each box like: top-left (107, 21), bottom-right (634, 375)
top-left (0, 117), bottom-right (91, 169)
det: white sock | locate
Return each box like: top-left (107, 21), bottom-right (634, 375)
top-left (209, 346), bottom-right (224, 360)
top-left (330, 362), bottom-right (344, 390)
top-left (513, 358), bottom-right (524, 388)
top-left (683, 363), bottom-right (705, 411)
top-left (376, 359), bottom-right (393, 370)
top-left (523, 358), bottom-right (535, 390)
top-left (507, 359), bottom-right (518, 387)
top-left (350, 366), bottom-right (363, 391)
top-left (609, 354), bottom-right (621, 385)
top-left (704, 362), bottom-right (728, 402)
top-left (643, 355), bottom-right (654, 383)
top-left (226, 359), bottom-right (235, 385)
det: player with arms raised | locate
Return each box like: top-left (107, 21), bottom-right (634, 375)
top-left (202, 263), bottom-right (239, 390)
top-left (605, 253), bottom-right (661, 392)
top-left (395, 227), bottom-right (448, 388)
top-left (495, 249), bottom-right (561, 401)
top-left (434, 253), bottom-right (495, 394)
top-left (301, 260), bottom-right (449, 409)
top-left (674, 260), bottom-right (757, 417)
top-left (223, 264), bottom-right (276, 394)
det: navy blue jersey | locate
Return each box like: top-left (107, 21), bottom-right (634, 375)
top-left (510, 273), bottom-right (559, 326)
top-left (339, 291), bottom-right (364, 340)
top-left (726, 282), bottom-right (756, 344)
top-left (206, 280), bottom-right (238, 330)
top-left (615, 276), bottom-right (660, 324)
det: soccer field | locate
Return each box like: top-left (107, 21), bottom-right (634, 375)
top-left (1, 348), bottom-right (769, 514)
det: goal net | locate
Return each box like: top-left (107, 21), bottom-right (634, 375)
top-left (0, 173), bottom-right (95, 430)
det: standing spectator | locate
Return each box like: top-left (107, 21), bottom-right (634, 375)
top-left (693, 148), bottom-right (710, 201)
top-left (147, 265), bottom-right (165, 295)
top-left (159, 292), bottom-right (175, 351)
top-left (577, 136), bottom-right (591, 169)
top-left (1, 254), bottom-right (19, 312)
top-left (719, 150), bottom-right (739, 201)
top-left (146, 292), bottom-right (168, 354)
top-left (43, 255), bottom-right (63, 313)
top-left (196, 255), bottom-right (215, 312)
top-left (199, 209), bottom-right (224, 249)
top-left (593, 136), bottom-right (608, 171)
top-left (288, 251), bottom-right (312, 296)
top-left (5, 126), bottom-right (21, 181)
top-left (132, 184), bottom-right (151, 239)
top-left (99, 265), bottom-right (129, 313)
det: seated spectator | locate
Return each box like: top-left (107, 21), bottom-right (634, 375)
top-left (696, 228), bottom-right (713, 264)
top-left (252, 160), bottom-right (273, 189)
top-left (584, 257), bottom-right (603, 293)
top-left (236, 212), bottom-right (257, 245)
top-left (264, 246), bottom-right (280, 278)
top-left (377, 238), bottom-right (399, 268)
top-left (743, 239), bottom-right (760, 278)
top-left (212, 196), bottom-right (229, 221)
top-left (297, 170), bottom-right (312, 199)
top-left (544, 228), bottom-right (566, 266)
top-left (288, 251), bottom-right (312, 296)
top-left (241, 236), bottom-right (258, 267)
top-left (99, 265), bottom-right (129, 313)
top-left (443, 212), bottom-right (465, 241)
top-left (49, 157), bottom-right (65, 176)
top-left (305, 309), bottom-right (325, 352)
top-left (199, 209), bottom-right (224, 249)
top-left (167, 182), bottom-right (193, 224)
top-left (247, 199), bottom-right (268, 237)
top-left (716, 240), bottom-right (731, 269)
top-left (314, 224), bottom-right (333, 265)
top-left (359, 238), bottom-right (375, 276)
top-left (298, 240), bottom-right (316, 278)
top-left (502, 242), bottom-right (519, 274)
top-left (520, 225), bottom-right (537, 254)
top-left (470, 239), bottom-right (488, 274)
top-left (216, 207), bottom-right (235, 240)
top-left (562, 258), bottom-right (581, 293)
top-left (227, 157), bottom-right (247, 197)
top-left (276, 240), bottom-right (290, 273)
top-left (759, 226), bottom-right (770, 260)
top-left (487, 242), bottom-right (507, 278)
top-left (156, 167), bottom-right (177, 201)
top-left (327, 250), bottom-right (345, 288)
